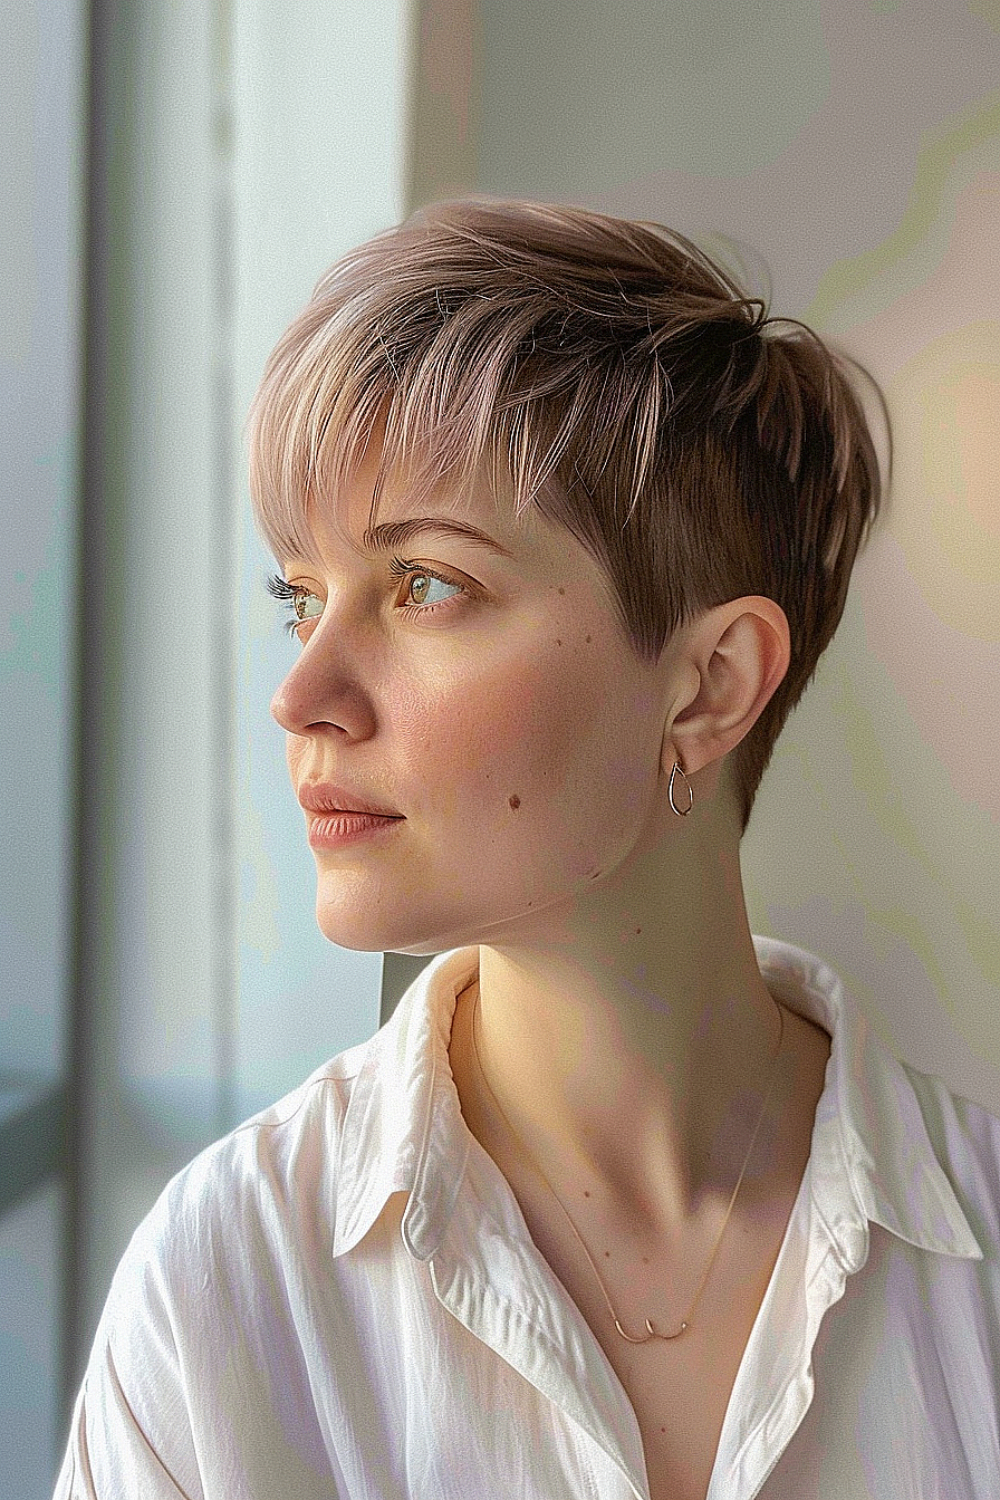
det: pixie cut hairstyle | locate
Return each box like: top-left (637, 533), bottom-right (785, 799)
top-left (248, 197), bottom-right (889, 837)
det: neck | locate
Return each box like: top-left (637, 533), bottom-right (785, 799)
top-left (447, 804), bottom-right (800, 1238)
top-left (462, 962), bottom-right (784, 1235)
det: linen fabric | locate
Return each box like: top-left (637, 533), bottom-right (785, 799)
top-left (53, 936), bottom-right (1000, 1498)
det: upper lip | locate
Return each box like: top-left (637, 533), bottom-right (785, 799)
top-left (297, 782), bottom-right (403, 818)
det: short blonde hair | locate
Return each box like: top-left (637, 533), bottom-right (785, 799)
top-left (248, 196), bottom-right (889, 836)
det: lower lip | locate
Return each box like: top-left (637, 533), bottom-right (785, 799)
top-left (307, 811), bottom-right (404, 849)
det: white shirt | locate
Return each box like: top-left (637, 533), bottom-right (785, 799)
top-left (54, 936), bottom-right (1000, 1499)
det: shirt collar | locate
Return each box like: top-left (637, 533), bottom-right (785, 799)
top-left (331, 937), bottom-right (983, 1264)
top-left (754, 935), bottom-right (982, 1262)
top-left (331, 945), bottom-right (477, 1260)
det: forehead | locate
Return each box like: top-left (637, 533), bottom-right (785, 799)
top-left (283, 438), bottom-right (538, 570)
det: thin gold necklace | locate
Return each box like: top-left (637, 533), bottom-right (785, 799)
top-left (468, 981), bottom-right (786, 1342)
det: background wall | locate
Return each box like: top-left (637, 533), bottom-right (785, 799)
top-left (2, 1), bottom-right (997, 1495)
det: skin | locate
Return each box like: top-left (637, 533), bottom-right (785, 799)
top-left (269, 430), bottom-right (831, 1260)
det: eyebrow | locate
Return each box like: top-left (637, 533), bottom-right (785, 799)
top-left (361, 516), bottom-right (516, 558)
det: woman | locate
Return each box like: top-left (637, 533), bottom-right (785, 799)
top-left (55, 199), bottom-right (1000, 1499)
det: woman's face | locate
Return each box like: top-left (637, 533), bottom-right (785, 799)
top-left (269, 442), bottom-right (680, 957)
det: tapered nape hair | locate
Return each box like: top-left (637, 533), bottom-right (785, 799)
top-left (248, 196), bottom-right (890, 837)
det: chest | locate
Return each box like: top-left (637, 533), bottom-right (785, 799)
top-left (517, 1174), bottom-right (797, 1500)
top-left (598, 1297), bottom-right (764, 1500)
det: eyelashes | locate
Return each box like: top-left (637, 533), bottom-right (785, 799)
top-left (265, 574), bottom-right (311, 637)
top-left (266, 557), bottom-right (470, 639)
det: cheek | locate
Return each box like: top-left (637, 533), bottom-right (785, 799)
top-left (395, 661), bottom-right (546, 814)
top-left (285, 735), bottom-right (304, 780)
top-left (406, 643), bottom-right (654, 861)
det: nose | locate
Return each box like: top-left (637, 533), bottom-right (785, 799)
top-left (269, 624), bottom-right (376, 740)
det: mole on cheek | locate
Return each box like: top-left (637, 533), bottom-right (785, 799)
top-left (508, 794), bottom-right (521, 810)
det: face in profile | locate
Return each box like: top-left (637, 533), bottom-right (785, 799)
top-left (269, 440), bottom-right (687, 959)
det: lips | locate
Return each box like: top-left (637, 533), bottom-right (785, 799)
top-left (297, 782), bottom-right (403, 818)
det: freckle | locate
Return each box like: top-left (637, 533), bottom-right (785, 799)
top-left (584, 1190), bottom-right (590, 1197)
top-left (660, 1427), bottom-right (666, 1434)
top-left (556, 638), bottom-right (561, 646)
top-left (585, 635), bottom-right (591, 643)
top-left (604, 1250), bottom-right (611, 1258)
top-left (508, 794), bottom-right (520, 810)
top-left (642, 1256), bottom-right (649, 1264)
top-left (558, 587), bottom-right (565, 595)
top-left (635, 927), bottom-right (641, 934)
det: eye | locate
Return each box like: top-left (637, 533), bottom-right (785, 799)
top-left (266, 574), bottom-right (323, 637)
top-left (292, 588), bottom-right (324, 626)
top-left (265, 559), bottom-right (470, 641)
top-left (390, 558), bottom-right (467, 615)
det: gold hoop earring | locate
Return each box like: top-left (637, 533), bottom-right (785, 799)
top-left (668, 761), bottom-right (694, 816)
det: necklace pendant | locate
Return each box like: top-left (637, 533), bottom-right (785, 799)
top-left (654, 1318), bottom-right (689, 1339)
top-left (614, 1316), bottom-right (656, 1343)
top-left (613, 1315), bottom-right (689, 1342)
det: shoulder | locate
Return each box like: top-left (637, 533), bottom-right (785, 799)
top-left (99, 1042), bottom-right (374, 1382)
top-left (97, 1036), bottom-right (382, 1372)
top-left (127, 1042), bottom-right (371, 1285)
top-left (901, 1059), bottom-right (1000, 1252)
top-left (58, 1043), bottom-right (379, 1496)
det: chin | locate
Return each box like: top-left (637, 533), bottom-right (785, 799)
top-left (312, 898), bottom-right (471, 958)
top-left (313, 909), bottom-right (393, 954)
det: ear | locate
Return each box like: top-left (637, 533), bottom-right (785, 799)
top-left (663, 596), bottom-right (790, 781)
